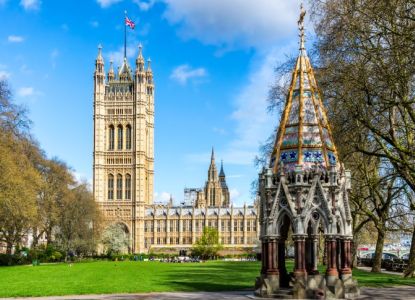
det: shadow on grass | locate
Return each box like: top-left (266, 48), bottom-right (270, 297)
top-left (161, 262), bottom-right (259, 292)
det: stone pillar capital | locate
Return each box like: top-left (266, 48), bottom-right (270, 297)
top-left (292, 234), bottom-right (307, 241)
top-left (324, 234), bottom-right (337, 241)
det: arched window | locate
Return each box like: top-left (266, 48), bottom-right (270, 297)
top-left (108, 125), bottom-right (115, 150)
top-left (117, 174), bottom-right (122, 200)
top-left (125, 174), bottom-right (131, 200)
top-left (117, 125), bottom-right (123, 150)
top-left (108, 174), bottom-right (114, 200)
top-left (126, 125), bottom-right (132, 150)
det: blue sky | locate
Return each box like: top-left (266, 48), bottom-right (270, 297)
top-left (0, 0), bottom-right (309, 206)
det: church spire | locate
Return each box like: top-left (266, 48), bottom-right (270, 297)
top-left (219, 160), bottom-right (225, 178)
top-left (207, 147), bottom-right (218, 181)
top-left (269, 4), bottom-right (338, 173)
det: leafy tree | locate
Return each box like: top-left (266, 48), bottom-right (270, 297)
top-left (0, 132), bottom-right (40, 254)
top-left (34, 158), bottom-right (75, 247)
top-left (55, 183), bottom-right (102, 258)
top-left (191, 227), bottom-right (223, 259)
top-left (310, 0), bottom-right (415, 277)
top-left (101, 223), bottom-right (130, 255)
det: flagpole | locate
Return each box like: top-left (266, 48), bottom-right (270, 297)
top-left (124, 10), bottom-right (127, 59)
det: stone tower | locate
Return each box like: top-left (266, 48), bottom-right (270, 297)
top-left (194, 149), bottom-right (230, 208)
top-left (93, 44), bottom-right (154, 253)
top-left (255, 5), bottom-right (359, 299)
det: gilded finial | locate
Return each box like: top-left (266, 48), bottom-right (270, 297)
top-left (298, 3), bottom-right (306, 50)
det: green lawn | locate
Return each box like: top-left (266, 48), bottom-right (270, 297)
top-left (0, 261), bottom-right (414, 297)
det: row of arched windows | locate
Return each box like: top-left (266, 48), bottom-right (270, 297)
top-left (108, 125), bottom-right (132, 150)
top-left (108, 174), bottom-right (131, 200)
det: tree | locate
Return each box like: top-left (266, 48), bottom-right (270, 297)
top-left (0, 132), bottom-right (40, 254)
top-left (191, 227), bottom-right (223, 259)
top-left (55, 183), bottom-right (102, 258)
top-left (310, 0), bottom-right (415, 276)
top-left (34, 158), bottom-right (75, 247)
top-left (0, 80), bottom-right (30, 136)
top-left (101, 223), bottom-right (130, 255)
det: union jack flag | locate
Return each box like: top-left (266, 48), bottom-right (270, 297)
top-left (125, 16), bottom-right (135, 29)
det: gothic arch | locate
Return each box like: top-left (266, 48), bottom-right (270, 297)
top-left (304, 207), bottom-right (329, 235)
top-left (275, 209), bottom-right (294, 236)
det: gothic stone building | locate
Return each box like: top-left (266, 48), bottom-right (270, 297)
top-left (93, 45), bottom-right (258, 253)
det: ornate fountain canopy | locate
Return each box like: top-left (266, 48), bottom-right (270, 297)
top-left (270, 5), bottom-right (338, 173)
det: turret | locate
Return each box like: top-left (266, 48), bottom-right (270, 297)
top-left (136, 43), bottom-right (145, 72)
top-left (94, 44), bottom-right (105, 86)
top-left (146, 58), bottom-right (153, 86)
top-left (107, 60), bottom-right (115, 82)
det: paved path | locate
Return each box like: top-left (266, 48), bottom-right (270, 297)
top-left (4, 287), bottom-right (415, 300)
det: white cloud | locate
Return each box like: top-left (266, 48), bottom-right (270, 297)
top-left (0, 0), bottom-right (7, 6)
top-left (7, 35), bottom-right (24, 43)
top-left (0, 70), bottom-right (10, 80)
top-left (222, 45), bottom-right (296, 165)
top-left (230, 188), bottom-right (240, 201)
top-left (17, 87), bottom-right (35, 97)
top-left (90, 21), bottom-right (99, 28)
top-left (162, 0), bottom-right (301, 50)
top-left (20, 0), bottom-right (40, 11)
top-left (133, 0), bottom-right (155, 11)
top-left (185, 44), bottom-right (297, 166)
top-left (170, 64), bottom-right (207, 85)
top-left (154, 191), bottom-right (171, 203)
top-left (97, 0), bottom-right (122, 8)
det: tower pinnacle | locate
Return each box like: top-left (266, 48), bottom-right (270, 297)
top-left (298, 3), bottom-right (306, 51)
top-left (136, 44), bottom-right (145, 72)
top-left (97, 44), bottom-right (103, 60)
top-left (146, 58), bottom-right (152, 72)
top-left (107, 60), bottom-right (115, 81)
top-left (219, 159), bottom-right (225, 177)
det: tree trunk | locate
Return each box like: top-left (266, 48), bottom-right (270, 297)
top-left (6, 242), bottom-right (13, 255)
top-left (46, 228), bottom-right (52, 246)
top-left (351, 238), bottom-right (358, 268)
top-left (371, 229), bottom-right (385, 272)
top-left (403, 223), bottom-right (415, 277)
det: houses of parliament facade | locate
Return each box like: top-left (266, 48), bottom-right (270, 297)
top-left (93, 45), bottom-right (258, 253)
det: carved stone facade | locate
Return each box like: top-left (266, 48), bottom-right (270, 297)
top-left (93, 45), bottom-right (154, 253)
top-left (255, 6), bottom-right (359, 299)
top-left (93, 46), bottom-right (258, 253)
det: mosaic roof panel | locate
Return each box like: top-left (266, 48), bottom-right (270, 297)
top-left (270, 45), bottom-right (338, 172)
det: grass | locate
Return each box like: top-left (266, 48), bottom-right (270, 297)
top-left (0, 260), bottom-right (414, 297)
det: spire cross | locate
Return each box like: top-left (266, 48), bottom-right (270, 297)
top-left (298, 3), bottom-right (306, 50)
